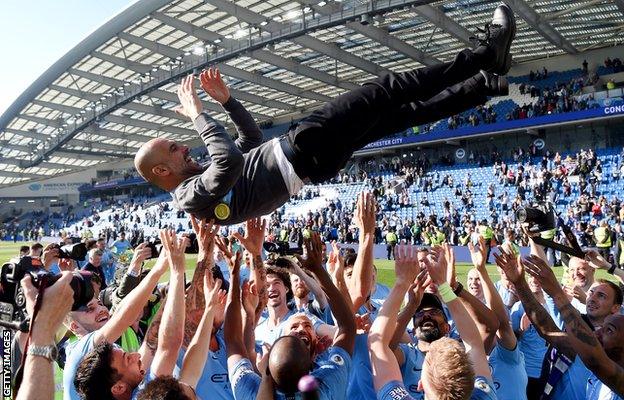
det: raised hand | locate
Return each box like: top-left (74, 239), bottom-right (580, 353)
top-left (563, 284), bottom-right (587, 304)
top-left (160, 229), bottom-right (188, 274)
top-left (129, 242), bottom-right (152, 270)
top-left (199, 67), bottom-right (231, 105)
top-left (493, 249), bottom-right (524, 284)
top-left (584, 249), bottom-right (611, 271)
top-left (232, 217), bottom-right (266, 257)
top-left (41, 244), bottom-right (59, 270)
top-left (174, 75), bottom-right (203, 120)
top-left (407, 269), bottom-right (431, 307)
top-left (468, 236), bottom-right (487, 270)
top-left (216, 236), bottom-right (241, 275)
top-left (21, 272), bottom-right (73, 344)
top-left (241, 280), bottom-right (260, 316)
top-left (296, 232), bottom-right (325, 274)
top-left (422, 246), bottom-right (447, 286)
top-left (442, 243), bottom-right (457, 288)
top-left (353, 192), bottom-right (377, 234)
top-left (523, 255), bottom-right (561, 296)
top-left (203, 269), bottom-right (224, 308)
top-left (393, 245), bottom-right (420, 285)
top-left (190, 216), bottom-right (219, 263)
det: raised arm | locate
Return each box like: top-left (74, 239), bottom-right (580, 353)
top-left (179, 270), bottom-right (224, 389)
top-left (476, 243), bottom-right (516, 350)
top-left (176, 74), bottom-right (243, 198)
top-left (456, 242), bottom-right (499, 352)
top-left (523, 254), bottom-right (624, 396)
top-left (183, 217), bottom-right (219, 347)
top-left (17, 273), bottom-right (73, 400)
top-left (199, 68), bottom-right (262, 153)
top-left (348, 192), bottom-right (376, 311)
top-left (369, 246), bottom-right (421, 390)
top-left (221, 240), bottom-right (246, 368)
top-left (298, 233), bottom-right (356, 354)
top-left (151, 230), bottom-right (187, 377)
top-left (425, 247), bottom-right (491, 379)
top-left (585, 249), bottom-right (624, 285)
top-left (389, 270), bottom-right (429, 352)
top-left (95, 235), bottom-right (169, 345)
top-left (495, 252), bottom-right (576, 359)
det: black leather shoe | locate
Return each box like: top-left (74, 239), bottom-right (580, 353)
top-left (472, 3), bottom-right (516, 75)
top-left (480, 71), bottom-right (509, 96)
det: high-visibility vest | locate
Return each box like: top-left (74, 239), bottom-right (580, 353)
top-left (595, 227), bottom-right (612, 248)
top-left (540, 228), bottom-right (556, 240)
top-left (386, 232), bottom-right (398, 244)
top-left (432, 230), bottom-right (446, 245)
top-left (479, 225), bottom-right (493, 240)
top-left (619, 239), bottom-right (624, 265)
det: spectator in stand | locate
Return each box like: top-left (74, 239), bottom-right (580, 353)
top-left (111, 231), bottom-right (131, 254)
top-left (82, 248), bottom-right (107, 290)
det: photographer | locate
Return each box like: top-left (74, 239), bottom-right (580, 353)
top-left (14, 272), bottom-right (74, 400)
top-left (62, 235), bottom-right (166, 399)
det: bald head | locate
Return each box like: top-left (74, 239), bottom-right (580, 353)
top-left (134, 138), bottom-right (202, 191)
top-left (269, 336), bottom-right (313, 394)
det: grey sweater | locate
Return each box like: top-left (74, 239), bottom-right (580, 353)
top-left (171, 97), bottom-right (291, 225)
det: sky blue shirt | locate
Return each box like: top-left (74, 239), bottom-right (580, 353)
top-left (587, 372), bottom-right (624, 400)
top-left (489, 342), bottom-right (528, 400)
top-left (177, 329), bottom-right (233, 400)
top-left (371, 283), bottom-right (391, 303)
top-left (398, 342), bottom-right (425, 399)
top-left (347, 334), bottom-right (377, 400)
top-left (510, 302), bottom-right (548, 378)
top-left (229, 346), bottom-right (351, 400)
top-left (551, 355), bottom-right (591, 400)
top-left (111, 239), bottom-right (131, 254)
top-left (376, 376), bottom-right (498, 400)
top-left (63, 332), bottom-right (98, 400)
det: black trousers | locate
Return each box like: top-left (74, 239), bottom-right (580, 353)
top-left (286, 49), bottom-right (489, 183)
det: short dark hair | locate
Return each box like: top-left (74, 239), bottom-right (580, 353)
top-left (137, 376), bottom-right (191, 400)
top-left (266, 266), bottom-right (293, 302)
top-left (74, 342), bottom-right (120, 400)
top-left (596, 279), bottom-right (624, 306)
top-left (31, 243), bottom-right (43, 251)
top-left (344, 253), bottom-right (357, 267)
top-left (19, 246), bottom-right (30, 254)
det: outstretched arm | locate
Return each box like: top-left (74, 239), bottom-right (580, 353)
top-left (177, 74), bottom-right (243, 198)
top-left (222, 242), bottom-right (246, 368)
top-left (369, 246), bottom-right (421, 391)
top-left (471, 238), bottom-right (514, 349)
top-left (151, 230), bottom-right (187, 377)
top-left (495, 252), bottom-right (576, 359)
top-left (95, 239), bottom-right (169, 345)
top-left (523, 255), bottom-right (624, 396)
top-left (348, 192), bottom-right (376, 311)
top-left (299, 233), bottom-right (356, 354)
top-left (199, 68), bottom-right (262, 153)
top-left (179, 270), bottom-right (224, 389)
top-left (424, 247), bottom-right (491, 379)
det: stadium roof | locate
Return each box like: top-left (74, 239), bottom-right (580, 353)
top-left (0, 0), bottom-right (622, 187)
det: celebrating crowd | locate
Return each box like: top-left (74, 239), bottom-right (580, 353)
top-left (4, 190), bottom-right (624, 400)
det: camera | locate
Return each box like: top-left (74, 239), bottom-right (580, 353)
top-left (0, 256), bottom-right (95, 324)
top-left (515, 203), bottom-right (556, 233)
top-left (50, 240), bottom-right (88, 261)
top-left (145, 232), bottom-right (199, 259)
top-left (263, 241), bottom-right (303, 256)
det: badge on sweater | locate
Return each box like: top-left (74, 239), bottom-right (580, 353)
top-left (215, 203), bottom-right (230, 220)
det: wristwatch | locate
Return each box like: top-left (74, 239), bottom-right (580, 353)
top-left (452, 282), bottom-right (464, 296)
top-left (27, 345), bottom-right (58, 362)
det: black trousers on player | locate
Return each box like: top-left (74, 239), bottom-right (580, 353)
top-left (282, 48), bottom-right (490, 183)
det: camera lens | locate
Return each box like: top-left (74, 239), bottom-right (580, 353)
top-left (516, 208), bottom-right (528, 223)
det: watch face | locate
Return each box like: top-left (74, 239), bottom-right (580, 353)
top-left (50, 346), bottom-right (59, 360)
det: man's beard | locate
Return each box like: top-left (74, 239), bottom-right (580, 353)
top-left (415, 325), bottom-right (443, 342)
top-left (294, 288), bottom-right (309, 299)
top-left (182, 163), bottom-right (205, 177)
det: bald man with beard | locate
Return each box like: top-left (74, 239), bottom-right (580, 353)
top-left (135, 5), bottom-right (516, 226)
